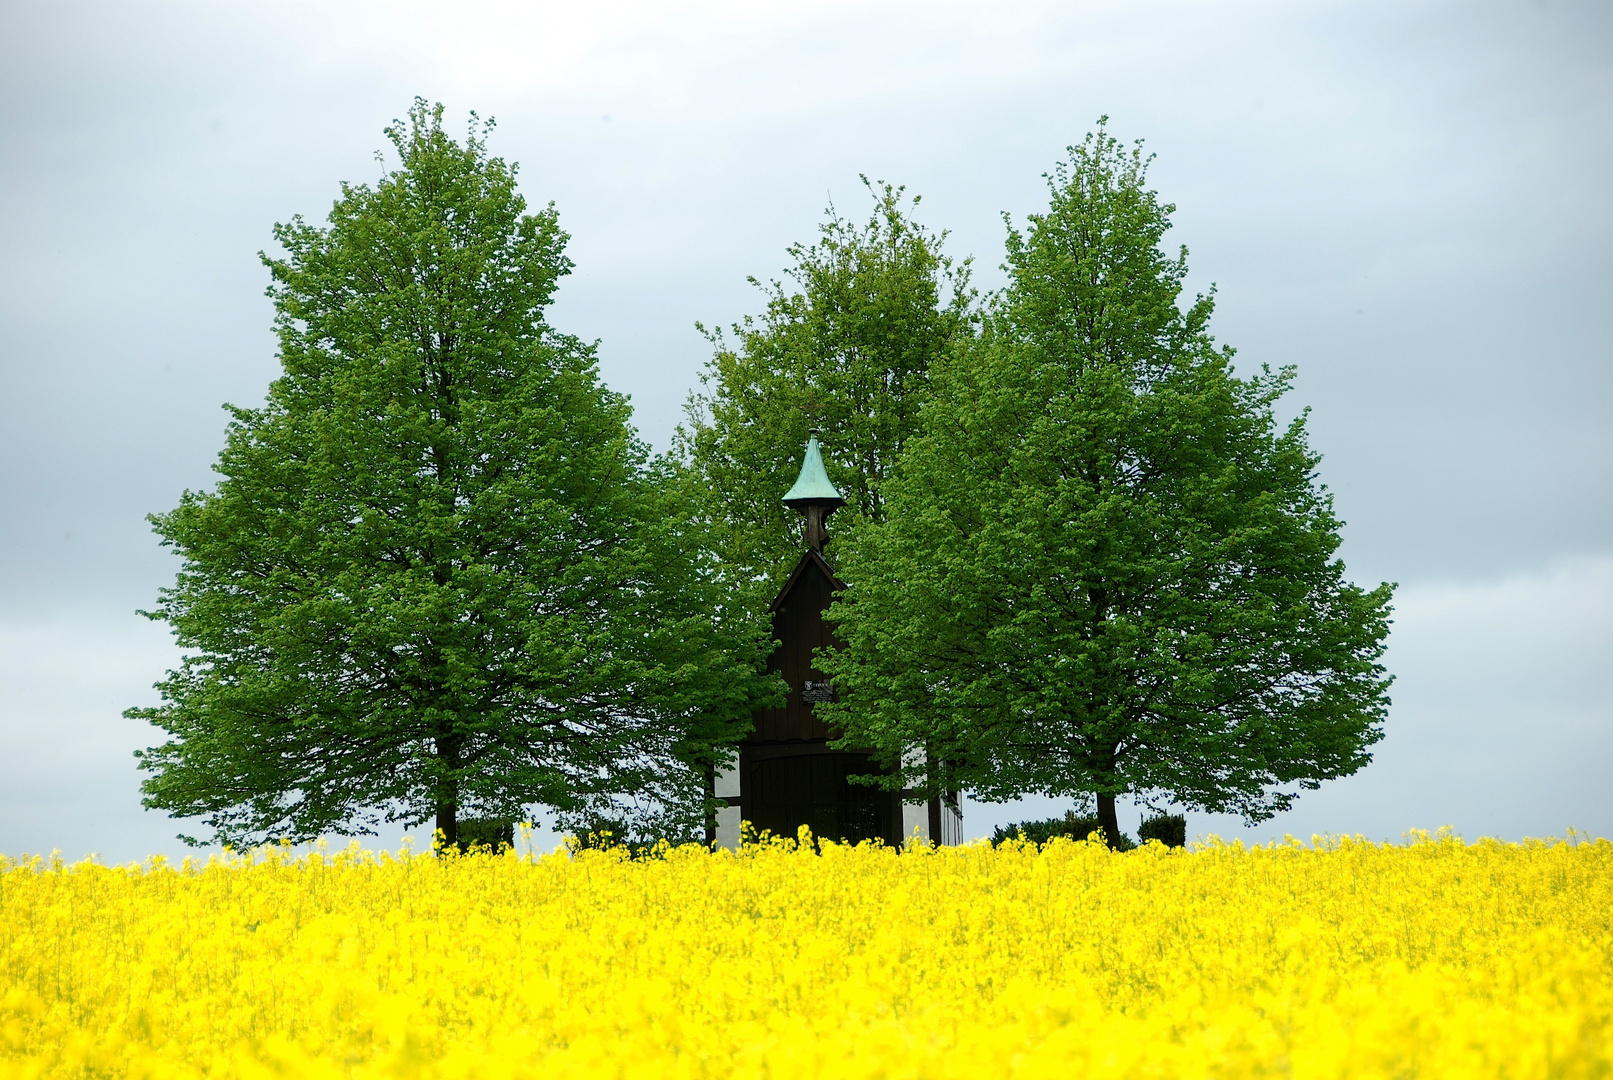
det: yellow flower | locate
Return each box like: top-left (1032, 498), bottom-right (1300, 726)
top-left (0, 831), bottom-right (1608, 1078)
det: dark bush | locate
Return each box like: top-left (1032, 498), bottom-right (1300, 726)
top-left (1137, 813), bottom-right (1187, 848)
top-left (567, 818), bottom-right (660, 858)
top-left (990, 809), bottom-right (1133, 850)
top-left (453, 818), bottom-right (515, 853)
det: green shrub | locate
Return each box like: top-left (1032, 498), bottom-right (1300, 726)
top-left (453, 818), bottom-right (515, 853)
top-left (1137, 813), bottom-right (1187, 848)
top-left (567, 818), bottom-right (661, 859)
top-left (990, 809), bottom-right (1134, 850)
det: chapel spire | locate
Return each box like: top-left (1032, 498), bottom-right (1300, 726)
top-left (782, 434), bottom-right (845, 552)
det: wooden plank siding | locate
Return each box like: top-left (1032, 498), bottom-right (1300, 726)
top-left (724, 547), bottom-right (961, 849)
top-left (738, 550), bottom-right (905, 847)
top-left (751, 550), bottom-right (839, 742)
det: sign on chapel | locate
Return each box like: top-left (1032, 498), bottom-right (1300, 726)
top-left (710, 436), bottom-right (963, 849)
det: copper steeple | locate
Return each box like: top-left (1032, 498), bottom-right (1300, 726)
top-left (781, 435), bottom-right (845, 551)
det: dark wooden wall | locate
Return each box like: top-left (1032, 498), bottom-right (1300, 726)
top-left (751, 551), bottom-right (838, 742)
top-left (740, 549), bottom-right (903, 846)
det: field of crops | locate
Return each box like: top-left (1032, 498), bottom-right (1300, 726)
top-left (2, 830), bottom-right (1609, 1078)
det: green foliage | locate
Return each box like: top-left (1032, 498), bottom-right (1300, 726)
top-left (565, 818), bottom-right (663, 859)
top-left (444, 817), bottom-right (515, 854)
top-left (818, 121), bottom-right (1395, 837)
top-left (129, 100), bottom-right (776, 849)
top-left (675, 180), bottom-right (974, 597)
top-left (990, 810), bottom-right (1133, 850)
top-left (1138, 813), bottom-right (1187, 848)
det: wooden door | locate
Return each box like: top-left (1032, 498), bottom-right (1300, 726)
top-left (748, 753), bottom-right (895, 845)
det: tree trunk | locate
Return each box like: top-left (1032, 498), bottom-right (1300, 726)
top-left (704, 761), bottom-right (717, 848)
top-left (434, 726), bottom-right (462, 850)
top-left (435, 801), bottom-right (458, 850)
top-left (1097, 792), bottom-right (1122, 851)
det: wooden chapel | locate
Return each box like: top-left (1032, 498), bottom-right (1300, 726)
top-left (710, 435), bottom-right (963, 849)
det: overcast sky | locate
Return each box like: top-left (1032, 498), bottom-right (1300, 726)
top-left (2, 0), bottom-right (1608, 862)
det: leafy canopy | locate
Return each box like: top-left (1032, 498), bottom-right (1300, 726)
top-left (130, 101), bottom-right (774, 848)
top-left (676, 180), bottom-right (974, 594)
top-left (818, 122), bottom-right (1395, 839)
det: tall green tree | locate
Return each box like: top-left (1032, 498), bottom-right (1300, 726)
top-left (129, 101), bottom-right (774, 848)
top-left (676, 181), bottom-right (973, 594)
top-left (818, 124), bottom-right (1395, 847)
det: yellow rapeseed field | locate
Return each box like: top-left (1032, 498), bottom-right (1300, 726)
top-left (1, 830), bottom-right (1609, 1078)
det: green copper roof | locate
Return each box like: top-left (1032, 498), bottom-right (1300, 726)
top-left (782, 435), bottom-right (845, 506)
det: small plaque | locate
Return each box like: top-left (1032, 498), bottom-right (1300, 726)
top-left (801, 679), bottom-right (835, 703)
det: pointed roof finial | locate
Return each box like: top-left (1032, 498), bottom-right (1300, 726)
top-left (782, 434), bottom-right (845, 509)
top-left (783, 434), bottom-right (844, 552)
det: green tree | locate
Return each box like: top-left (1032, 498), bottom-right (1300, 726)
top-left (129, 101), bottom-right (774, 848)
top-left (818, 124), bottom-right (1395, 847)
top-left (675, 180), bottom-right (973, 595)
